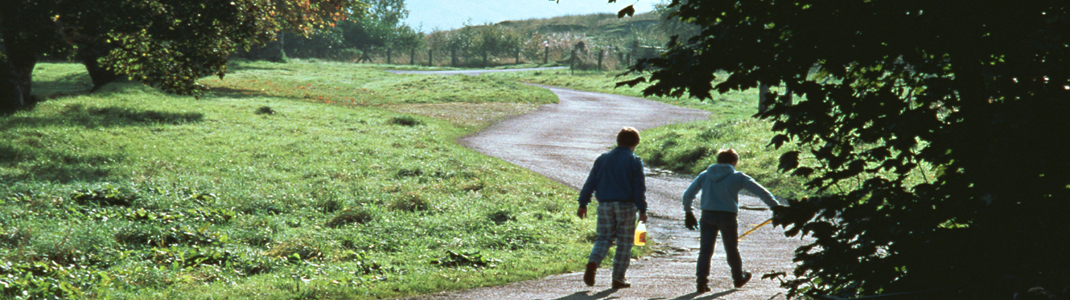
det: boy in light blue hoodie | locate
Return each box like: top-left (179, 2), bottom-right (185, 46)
top-left (682, 148), bottom-right (780, 293)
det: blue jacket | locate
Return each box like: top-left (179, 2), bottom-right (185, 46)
top-left (682, 164), bottom-right (778, 213)
top-left (578, 146), bottom-right (647, 213)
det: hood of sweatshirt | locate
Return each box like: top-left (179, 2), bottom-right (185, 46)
top-left (706, 164), bottom-right (735, 183)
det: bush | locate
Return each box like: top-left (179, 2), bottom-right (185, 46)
top-left (387, 115), bottom-right (423, 126)
top-left (256, 106), bottom-right (276, 115)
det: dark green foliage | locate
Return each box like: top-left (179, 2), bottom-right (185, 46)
top-left (256, 106), bottom-right (276, 115)
top-left (72, 185), bottom-right (137, 207)
top-left (632, 0), bottom-right (1070, 298)
top-left (0, 259), bottom-right (111, 299)
top-left (283, 0), bottom-right (422, 61)
top-left (0, 0), bottom-right (362, 112)
top-left (387, 115), bottom-right (423, 126)
top-left (429, 250), bottom-right (501, 268)
top-left (486, 209), bottom-right (515, 225)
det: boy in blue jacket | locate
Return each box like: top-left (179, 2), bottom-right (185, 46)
top-left (577, 127), bottom-right (649, 289)
top-left (682, 149), bottom-right (781, 292)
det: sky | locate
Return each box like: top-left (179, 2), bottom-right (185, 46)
top-left (403, 0), bottom-right (659, 32)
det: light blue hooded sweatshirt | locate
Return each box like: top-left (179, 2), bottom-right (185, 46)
top-left (682, 164), bottom-right (779, 213)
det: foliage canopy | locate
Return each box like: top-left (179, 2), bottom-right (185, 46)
top-left (627, 0), bottom-right (1070, 298)
top-left (0, 0), bottom-right (363, 113)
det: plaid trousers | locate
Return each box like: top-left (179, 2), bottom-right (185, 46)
top-left (587, 201), bottom-right (638, 281)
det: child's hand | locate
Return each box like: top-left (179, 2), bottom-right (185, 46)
top-left (577, 207), bottom-right (588, 219)
top-left (639, 212), bottom-right (648, 223)
top-left (685, 211), bottom-right (698, 230)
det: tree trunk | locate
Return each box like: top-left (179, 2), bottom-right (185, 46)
top-left (482, 50), bottom-right (488, 67)
top-left (411, 48), bottom-right (416, 65)
top-left (543, 46), bottom-right (549, 64)
top-left (78, 41), bottom-right (121, 91)
top-left (428, 49), bottom-right (433, 66)
top-left (0, 46), bottom-right (38, 114)
top-left (758, 83), bottom-right (770, 113)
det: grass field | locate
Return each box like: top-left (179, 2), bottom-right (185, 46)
top-left (0, 61), bottom-right (629, 299)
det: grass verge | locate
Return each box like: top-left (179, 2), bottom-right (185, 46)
top-left (0, 61), bottom-right (610, 299)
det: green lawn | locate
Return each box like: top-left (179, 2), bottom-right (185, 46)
top-left (0, 61), bottom-right (612, 299)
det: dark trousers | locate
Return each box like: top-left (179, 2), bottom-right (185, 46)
top-left (696, 211), bottom-right (743, 283)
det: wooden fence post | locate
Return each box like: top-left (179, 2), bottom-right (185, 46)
top-left (544, 46), bottom-right (549, 64)
top-left (597, 49), bottom-right (604, 71)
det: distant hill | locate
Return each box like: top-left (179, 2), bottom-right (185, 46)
top-left (404, 0), bottom-right (657, 32)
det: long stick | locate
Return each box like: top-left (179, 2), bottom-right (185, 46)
top-left (738, 218), bottom-right (773, 241)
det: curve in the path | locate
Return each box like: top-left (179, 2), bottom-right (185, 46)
top-left (397, 76), bottom-right (806, 299)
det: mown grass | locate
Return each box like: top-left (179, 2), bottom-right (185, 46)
top-left (374, 62), bottom-right (567, 72)
top-left (0, 61), bottom-right (636, 299)
top-left (482, 69), bottom-right (773, 120)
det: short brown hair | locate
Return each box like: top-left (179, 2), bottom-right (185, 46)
top-left (716, 148), bottom-right (739, 165)
top-left (617, 127), bottom-right (641, 148)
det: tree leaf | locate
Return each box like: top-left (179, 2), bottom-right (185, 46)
top-left (778, 151), bottom-right (800, 172)
top-left (616, 76), bottom-right (646, 88)
top-left (617, 5), bottom-right (635, 18)
top-left (769, 134), bottom-right (790, 149)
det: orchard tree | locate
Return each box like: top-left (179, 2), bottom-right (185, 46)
top-left (471, 25), bottom-right (521, 66)
top-left (338, 0), bottom-right (419, 62)
top-left (622, 0), bottom-right (1070, 298)
top-left (0, 0), bottom-right (363, 113)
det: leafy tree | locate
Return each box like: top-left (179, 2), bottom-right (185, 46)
top-left (470, 25), bottom-right (522, 66)
top-left (624, 0), bottom-right (1070, 298)
top-left (0, 0), bottom-right (362, 113)
top-left (335, 0), bottom-right (420, 62)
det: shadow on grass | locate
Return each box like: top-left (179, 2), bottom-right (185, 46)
top-left (208, 86), bottom-right (274, 99)
top-left (32, 72), bottom-right (94, 98)
top-left (0, 104), bottom-right (204, 129)
top-left (0, 144), bottom-right (120, 183)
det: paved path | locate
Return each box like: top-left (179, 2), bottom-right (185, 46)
top-left (395, 71), bottom-right (808, 299)
top-left (385, 66), bottom-right (568, 76)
